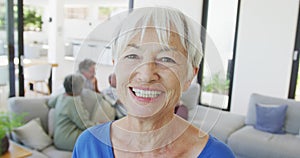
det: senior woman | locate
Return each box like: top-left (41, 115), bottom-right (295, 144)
top-left (73, 7), bottom-right (235, 157)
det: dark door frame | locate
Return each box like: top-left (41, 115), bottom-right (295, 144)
top-left (18, 0), bottom-right (24, 96)
top-left (6, 0), bottom-right (16, 97)
top-left (288, 5), bottom-right (300, 99)
top-left (198, 0), bottom-right (240, 111)
top-left (6, 0), bottom-right (24, 97)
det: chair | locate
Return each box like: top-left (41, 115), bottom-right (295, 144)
top-left (24, 44), bottom-right (41, 59)
top-left (24, 64), bottom-right (52, 95)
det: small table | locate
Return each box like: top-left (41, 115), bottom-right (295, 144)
top-left (2, 141), bottom-right (32, 158)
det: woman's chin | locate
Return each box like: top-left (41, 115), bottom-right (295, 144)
top-left (125, 96), bottom-right (167, 118)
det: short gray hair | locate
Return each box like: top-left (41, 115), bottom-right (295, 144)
top-left (79, 59), bottom-right (96, 73)
top-left (63, 74), bottom-right (84, 95)
top-left (112, 7), bottom-right (203, 76)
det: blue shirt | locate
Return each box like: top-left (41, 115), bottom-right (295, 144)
top-left (73, 122), bottom-right (235, 158)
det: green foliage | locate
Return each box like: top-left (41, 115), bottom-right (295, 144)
top-left (0, 4), bottom-right (4, 30)
top-left (0, 112), bottom-right (25, 140)
top-left (99, 7), bottom-right (113, 15)
top-left (23, 7), bottom-right (42, 31)
top-left (203, 73), bottom-right (230, 95)
top-left (99, 7), bottom-right (117, 20)
top-left (0, 5), bottom-right (42, 31)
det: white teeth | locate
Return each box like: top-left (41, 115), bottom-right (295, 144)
top-left (132, 88), bottom-right (161, 98)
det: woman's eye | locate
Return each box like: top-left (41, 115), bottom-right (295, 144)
top-left (124, 54), bottom-right (139, 59)
top-left (159, 57), bottom-right (176, 63)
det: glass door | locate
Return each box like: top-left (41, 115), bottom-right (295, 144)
top-left (199, 0), bottom-right (239, 110)
top-left (0, 0), bottom-right (12, 110)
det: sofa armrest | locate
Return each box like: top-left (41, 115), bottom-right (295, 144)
top-left (189, 105), bottom-right (245, 143)
top-left (8, 97), bottom-right (50, 132)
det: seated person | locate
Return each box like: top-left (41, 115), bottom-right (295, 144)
top-left (78, 59), bottom-right (100, 93)
top-left (48, 74), bottom-right (97, 151)
top-left (102, 73), bottom-right (127, 119)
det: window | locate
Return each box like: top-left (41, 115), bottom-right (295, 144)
top-left (199, 0), bottom-right (239, 110)
top-left (0, 2), bottom-right (4, 30)
top-left (98, 7), bottom-right (127, 22)
top-left (23, 6), bottom-right (43, 31)
top-left (65, 7), bottom-right (88, 19)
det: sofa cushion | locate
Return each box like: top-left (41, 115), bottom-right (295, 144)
top-left (228, 126), bottom-right (300, 158)
top-left (246, 93), bottom-right (300, 134)
top-left (42, 145), bottom-right (72, 158)
top-left (13, 118), bottom-right (52, 151)
top-left (255, 104), bottom-right (287, 134)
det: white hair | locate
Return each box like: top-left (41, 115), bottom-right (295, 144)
top-left (112, 7), bottom-right (203, 77)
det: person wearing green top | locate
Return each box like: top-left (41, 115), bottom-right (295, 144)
top-left (48, 74), bottom-right (97, 151)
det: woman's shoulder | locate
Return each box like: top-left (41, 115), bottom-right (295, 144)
top-left (79, 122), bottom-right (112, 139)
top-left (73, 122), bottom-right (114, 158)
top-left (199, 135), bottom-right (235, 158)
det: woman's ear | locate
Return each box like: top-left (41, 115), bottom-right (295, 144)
top-left (183, 67), bottom-right (199, 91)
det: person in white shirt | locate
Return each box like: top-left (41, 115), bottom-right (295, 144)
top-left (102, 73), bottom-right (127, 119)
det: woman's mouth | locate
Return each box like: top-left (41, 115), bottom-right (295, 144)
top-left (131, 87), bottom-right (162, 98)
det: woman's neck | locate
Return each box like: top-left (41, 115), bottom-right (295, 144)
top-left (112, 114), bottom-right (190, 152)
top-left (124, 112), bottom-right (174, 131)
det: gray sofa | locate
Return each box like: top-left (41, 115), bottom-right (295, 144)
top-left (8, 96), bottom-right (72, 158)
top-left (227, 93), bottom-right (300, 158)
top-left (7, 83), bottom-right (300, 158)
top-left (189, 93), bottom-right (300, 158)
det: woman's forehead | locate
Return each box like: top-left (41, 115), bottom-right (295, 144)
top-left (127, 28), bottom-right (187, 56)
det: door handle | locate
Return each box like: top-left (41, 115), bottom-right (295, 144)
top-left (293, 50), bottom-right (299, 61)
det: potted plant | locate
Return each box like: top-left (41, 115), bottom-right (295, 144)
top-left (0, 112), bottom-right (25, 155)
top-left (202, 73), bottom-right (230, 109)
top-left (203, 73), bottom-right (230, 95)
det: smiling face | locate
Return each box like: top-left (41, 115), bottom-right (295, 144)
top-left (115, 28), bottom-right (197, 118)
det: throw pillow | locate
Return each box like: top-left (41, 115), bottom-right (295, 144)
top-left (13, 118), bottom-right (52, 151)
top-left (255, 104), bottom-right (288, 134)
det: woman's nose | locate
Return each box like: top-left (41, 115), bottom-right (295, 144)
top-left (134, 62), bottom-right (159, 83)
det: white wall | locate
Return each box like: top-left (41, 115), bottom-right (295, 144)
top-left (135, 0), bottom-right (203, 24)
top-left (231, 0), bottom-right (299, 115)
